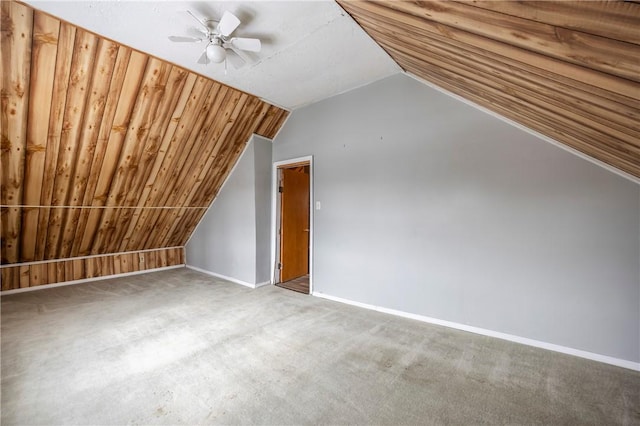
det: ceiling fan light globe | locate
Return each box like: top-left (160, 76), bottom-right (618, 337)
top-left (206, 44), bottom-right (226, 63)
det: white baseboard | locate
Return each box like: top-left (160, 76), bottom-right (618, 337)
top-left (254, 280), bottom-right (271, 288)
top-left (312, 291), bottom-right (640, 372)
top-left (0, 265), bottom-right (185, 295)
top-left (185, 265), bottom-right (263, 289)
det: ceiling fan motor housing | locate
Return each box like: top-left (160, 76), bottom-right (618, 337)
top-left (206, 38), bottom-right (226, 63)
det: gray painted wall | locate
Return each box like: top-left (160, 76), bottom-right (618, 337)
top-left (253, 136), bottom-right (273, 284)
top-left (272, 74), bottom-right (640, 363)
top-left (187, 136), bottom-right (271, 285)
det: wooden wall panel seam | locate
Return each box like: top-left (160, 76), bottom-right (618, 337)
top-left (0, 247), bottom-right (185, 290)
top-left (0, 246), bottom-right (184, 268)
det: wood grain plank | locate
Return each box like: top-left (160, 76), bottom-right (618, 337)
top-left (374, 0), bottom-right (639, 82)
top-left (117, 73), bottom-right (198, 251)
top-left (34, 21), bottom-right (76, 260)
top-left (1, 266), bottom-right (19, 290)
top-left (126, 80), bottom-right (221, 250)
top-left (1, 2), bottom-right (32, 263)
top-left (170, 91), bottom-right (248, 209)
top-left (72, 45), bottom-right (132, 257)
top-left (105, 58), bottom-right (172, 208)
top-left (1, 206), bottom-right (21, 264)
top-left (167, 207), bottom-right (203, 248)
top-left (91, 58), bottom-right (171, 252)
top-left (255, 104), bottom-right (289, 139)
top-left (145, 78), bottom-right (220, 207)
top-left (119, 252), bottom-right (131, 273)
top-left (59, 38), bottom-right (119, 258)
top-left (72, 258), bottom-right (84, 280)
top-left (462, 1), bottom-right (640, 45)
top-left (196, 97), bottom-right (266, 208)
top-left (29, 262), bottom-right (46, 286)
top-left (19, 264), bottom-right (30, 288)
top-left (64, 259), bottom-right (73, 281)
top-left (79, 50), bottom-right (147, 255)
top-left (115, 67), bottom-right (190, 250)
top-left (44, 28), bottom-right (98, 259)
top-left (21, 11), bottom-right (59, 261)
top-left (160, 96), bottom-right (264, 247)
top-left (144, 89), bottom-right (248, 248)
top-left (122, 66), bottom-right (189, 207)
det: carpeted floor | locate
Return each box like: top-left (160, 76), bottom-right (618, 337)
top-left (2, 267), bottom-right (639, 425)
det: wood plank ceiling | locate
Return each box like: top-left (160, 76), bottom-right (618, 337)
top-left (338, 1), bottom-right (640, 178)
top-left (1, 1), bottom-right (289, 265)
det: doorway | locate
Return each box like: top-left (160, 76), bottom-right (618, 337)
top-left (272, 157), bottom-right (313, 294)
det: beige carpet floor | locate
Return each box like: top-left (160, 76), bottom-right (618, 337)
top-left (2, 267), bottom-right (639, 425)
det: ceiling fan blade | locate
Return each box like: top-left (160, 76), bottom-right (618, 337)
top-left (197, 47), bottom-right (210, 65)
top-left (217, 11), bottom-right (241, 37)
top-left (230, 37), bottom-right (261, 52)
top-left (168, 36), bottom-right (203, 43)
top-left (186, 10), bottom-right (209, 32)
top-left (226, 49), bottom-right (246, 69)
top-left (228, 45), bottom-right (253, 65)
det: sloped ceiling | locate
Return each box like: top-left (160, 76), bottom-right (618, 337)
top-left (338, 1), bottom-right (640, 179)
top-left (1, 1), bottom-right (288, 265)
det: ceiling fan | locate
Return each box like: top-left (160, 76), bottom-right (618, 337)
top-left (169, 10), bottom-right (261, 68)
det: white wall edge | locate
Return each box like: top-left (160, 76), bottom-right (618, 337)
top-left (312, 291), bottom-right (640, 372)
top-left (185, 264), bottom-right (257, 289)
top-left (270, 155), bottom-right (314, 293)
top-left (405, 72), bottom-right (640, 185)
top-left (0, 265), bottom-right (185, 295)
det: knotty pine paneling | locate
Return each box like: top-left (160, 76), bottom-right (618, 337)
top-left (338, 1), bottom-right (640, 178)
top-left (1, 2), bottom-right (289, 267)
top-left (0, 247), bottom-right (184, 290)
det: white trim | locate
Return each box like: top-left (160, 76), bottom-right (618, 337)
top-left (0, 265), bottom-right (185, 295)
top-left (185, 265), bottom-right (257, 289)
top-left (270, 156), bottom-right (314, 293)
top-left (405, 72), bottom-right (640, 185)
top-left (184, 135), bottom-right (255, 247)
top-left (0, 247), bottom-right (184, 269)
top-left (312, 291), bottom-right (640, 372)
top-left (254, 280), bottom-right (271, 288)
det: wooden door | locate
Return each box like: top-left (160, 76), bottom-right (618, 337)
top-left (280, 166), bottom-right (310, 282)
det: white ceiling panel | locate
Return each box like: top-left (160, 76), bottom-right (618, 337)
top-left (23, 0), bottom-right (401, 109)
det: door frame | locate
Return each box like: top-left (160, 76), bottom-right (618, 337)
top-left (271, 156), bottom-right (313, 293)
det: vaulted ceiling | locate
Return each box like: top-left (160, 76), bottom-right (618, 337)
top-left (1, 1), bottom-right (288, 265)
top-left (338, 0), bottom-right (640, 179)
